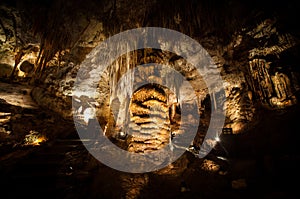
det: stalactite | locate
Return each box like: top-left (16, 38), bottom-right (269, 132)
top-left (211, 91), bottom-right (217, 110)
top-left (248, 58), bottom-right (297, 108)
top-left (9, 48), bottom-right (24, 80)
top-left (11, 10), bottom-right (19, 51)
top-left (248, 59), bottom-right (273, 102)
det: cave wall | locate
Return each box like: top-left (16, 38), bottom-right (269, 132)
top-left (1, 0), bottom-right (300, 135)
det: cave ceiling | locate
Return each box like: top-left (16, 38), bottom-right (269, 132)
top-left (1, 0), bottom-right (300, 135)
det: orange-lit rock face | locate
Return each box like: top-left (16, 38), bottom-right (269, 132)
top-left (23, 130), bottom-right (47, 146)
top-left (127, 84), bottom-right (173, 153)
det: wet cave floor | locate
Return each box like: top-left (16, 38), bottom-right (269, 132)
top-left (0, 82), bottom-right (300, 199)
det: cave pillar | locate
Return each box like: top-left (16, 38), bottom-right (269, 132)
top-left (248, 59), bottom-right (273, 103)
top-left (248, 59), bottom-right (297, 108)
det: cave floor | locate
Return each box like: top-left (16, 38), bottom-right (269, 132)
top-left (1, 82), bottom-right (300, 199)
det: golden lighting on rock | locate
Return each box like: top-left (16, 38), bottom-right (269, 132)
top-left (31, 137), bottom-right (47, 146)
top-left (24, 130), bottom-right (47, 146)
top-left (200, 159), bottom-right (220, 172)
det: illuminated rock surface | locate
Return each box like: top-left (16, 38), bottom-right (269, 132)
top-left (0, 0), bottom-right (300, 198)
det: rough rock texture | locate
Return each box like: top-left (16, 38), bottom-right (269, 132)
top-left (1, 2), bottom-right (300, 198)
top-left (127, 84), bottom-right (171, 153)
top-left (1, 0), bottom-right (300, 138)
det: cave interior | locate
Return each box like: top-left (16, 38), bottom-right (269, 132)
top-left (1, 0), bottom-right (300, 198)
